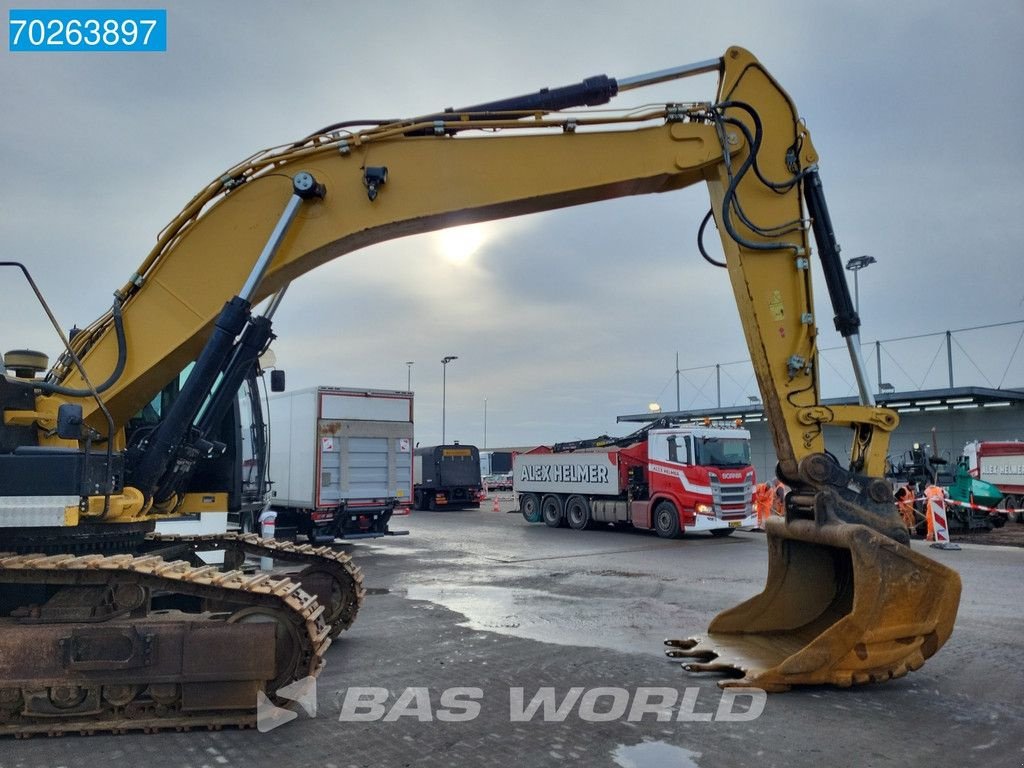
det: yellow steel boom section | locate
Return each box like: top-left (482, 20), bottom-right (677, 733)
top-left (57, 115), bottom-right (729, 430)
top-left (48, 46), bottom-right (889, 506)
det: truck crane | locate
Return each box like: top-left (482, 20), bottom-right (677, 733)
top-left (0, 46), bottom-right (961, 734)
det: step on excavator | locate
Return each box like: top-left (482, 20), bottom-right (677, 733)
top-left (0, 46), bottom-right (960, 734)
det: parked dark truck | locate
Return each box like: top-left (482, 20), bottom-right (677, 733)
top-left (414, 444), bottom-right (482, 510)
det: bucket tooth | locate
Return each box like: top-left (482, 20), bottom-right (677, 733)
top-left (665, 647), bottom-right (717, 661)
top-left (682, 661), bottom-right (741, 674)
top-left (664, 638), bottom-right (698, 650)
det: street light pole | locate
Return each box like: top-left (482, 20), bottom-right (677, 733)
top-left (843, 254), bottom-right (877, 407)
top-left (441, 355), bottom-right (457, 444)
top-left (405, 361), bottom-right (414, 391)
top-left (675, 351), bottom-right (680, 412)
top-left (844, 255), bottom-right (876, 315)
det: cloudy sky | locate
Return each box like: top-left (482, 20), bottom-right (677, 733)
top-left (3, 0), bottom-right (1023, 448)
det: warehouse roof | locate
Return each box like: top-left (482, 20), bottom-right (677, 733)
top-left (617, 385), bottom-right (1024, 424)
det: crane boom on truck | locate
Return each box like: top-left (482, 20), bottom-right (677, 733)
top-left (1, 46), bottom-right (961, 734)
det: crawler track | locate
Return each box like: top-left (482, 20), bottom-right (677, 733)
top-left (0, 532), bottom-right (362, 737)
top-left (145, 532), bottom-right (365, 635)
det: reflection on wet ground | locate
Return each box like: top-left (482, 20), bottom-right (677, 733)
top-left (404, 582), bottom-right (679, 657)
top-left (613, 740), bottom-right (702, 768)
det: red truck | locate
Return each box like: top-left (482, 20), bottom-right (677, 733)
top-left (514, 423), bottom-right (756, 538)
top-left (963, 440), bottom-right (1024, 522)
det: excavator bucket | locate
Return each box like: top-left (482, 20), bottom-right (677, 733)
top-left (667, 516), bottom-right (961, 691)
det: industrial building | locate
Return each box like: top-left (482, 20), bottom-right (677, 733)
top-left (619, 386), bottom-right (1024, 483)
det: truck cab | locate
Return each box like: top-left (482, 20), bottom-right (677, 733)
top-left (645, 426), bottom-right (756, 532)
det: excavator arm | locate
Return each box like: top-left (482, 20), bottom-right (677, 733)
top-left (6, 47), bottom-right (960, 691)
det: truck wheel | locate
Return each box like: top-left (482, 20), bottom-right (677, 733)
top-left (565, 495), bottom-right (591, 530)
top-left (1005, 495), bottom-right (1023, 523)
top-left (541, 495), bottom-right (565, 528)
top-left (520, 493), bottom-right (542, 523)
top-left (654, 501), bottom-right (682, 539)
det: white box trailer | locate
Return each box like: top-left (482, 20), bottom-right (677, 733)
top-left (266, 386), bottom-right (413, 542)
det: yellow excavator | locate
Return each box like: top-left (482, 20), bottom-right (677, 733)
top-left (0, 46), bottom-right (960, 734)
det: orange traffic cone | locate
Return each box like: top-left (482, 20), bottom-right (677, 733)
top-left (492, 497), bottom-right (500, 513)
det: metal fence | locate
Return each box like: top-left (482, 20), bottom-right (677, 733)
top-left (655, 320), bottom-right (1024, 411)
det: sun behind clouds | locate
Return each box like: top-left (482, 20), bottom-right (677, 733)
top-left (434, 222), bottom-right (489, 266)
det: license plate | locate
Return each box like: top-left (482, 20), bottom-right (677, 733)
top-left (729, 520), bottom-right (742, 528)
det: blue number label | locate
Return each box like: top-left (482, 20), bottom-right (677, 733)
top-left (9, 9), bottom-right (167, 52)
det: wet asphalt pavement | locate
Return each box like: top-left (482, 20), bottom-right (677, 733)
top-left (2, 499), bottom-right (1022, 768)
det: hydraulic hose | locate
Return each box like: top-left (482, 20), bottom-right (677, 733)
top-left (36, 302), bottom-right (128, 397)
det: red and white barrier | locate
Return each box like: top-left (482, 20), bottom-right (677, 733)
top-left (905, 493), bottom-right (1017, 517)
top-left (944, 497), bottom-right (1023, 515)
top-left (923, 488), bottom-right (960, 551)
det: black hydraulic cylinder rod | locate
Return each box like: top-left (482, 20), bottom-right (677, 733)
top-left (406, 75), bottom-right (618, 134)
top-left (803, 168), bottom-right (860, 338)
top-left (403, 56), bottom-right (724, 135)
top-left (448, 74), bottom-right (618, 114)
top-left (147, 316), bottom-right (274, 505)
top-left (128, 173), bottom-right (320, 504)
top-left (128, 296), bottom-right (251, 501)
top-left (193, 316), bottom-right (273, 441)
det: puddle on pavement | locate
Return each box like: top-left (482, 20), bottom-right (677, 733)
top-left (612, 741), bottom-right (702, 768)
top-left (362, 545), bottom-right (429, 557)
top-left (403, 583), bottom-right (671, 656)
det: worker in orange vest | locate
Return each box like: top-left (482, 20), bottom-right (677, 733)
top-left (771, 479), bottom-right (788, 518)
top-left (923, 484), bottom-right (946, 542)
top-left (894, 483), bottom-right (917, 536)
top-left (752, 482), bottom-right (774, 530)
